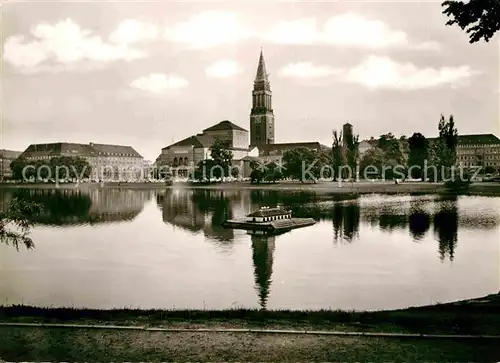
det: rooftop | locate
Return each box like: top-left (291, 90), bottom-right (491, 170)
top-left (0, 149), bottom-right (22, 158)
top-left (254, 49), bottom-right (269, 83)
top-left (164, 135), bottom-right (204, 149)
top-left (203, 120), bottom-right (247, 133)
top-left (247, 206), bottom-right (291, 218)
top-left (258, 142), bottom-right (331, 151)
top-left (427, 134), bottom-right (500, 145)
top-left (89, 143), bottom-right (142, 157)
top-left (21, 142), bottom-right (142, 158)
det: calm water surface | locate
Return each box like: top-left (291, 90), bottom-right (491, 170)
top-left (0, 187), bottom-right (498, 311)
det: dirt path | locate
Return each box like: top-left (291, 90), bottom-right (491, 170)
top-left (1, 326), bottom-right (499, 361)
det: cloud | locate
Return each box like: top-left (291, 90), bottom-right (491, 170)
top-left (264, 18), bottom-right (319, 45)
top-left (279, 56), bottom-right (477, 89)
top-left (413, 41), bottom-right (442, 51)
top-left (264, 13), bottom-right (437, 50)
top-left (345, 56), bottom-right (476, 90)
top-left (109, 19), bottom-right (159, 44)
top-left (130, 74), bottom-right (188, 92)
top-left (165, 11), bottom-right (253, 49)
top-left (278, 62), bottom-right (340, 78)
top-left (205, 60), bottom-right (242, 78)
top-left (3, 18), bottom-right (146, 72)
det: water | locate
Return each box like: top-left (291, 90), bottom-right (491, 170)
top-left (0, 187), bottom-right (498, 311)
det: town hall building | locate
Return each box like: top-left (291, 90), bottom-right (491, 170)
top-left (156, 49), bottom-right (330, 178)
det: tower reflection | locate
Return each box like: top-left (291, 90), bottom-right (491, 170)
top-left (249, 231), bottom-right (276, 310)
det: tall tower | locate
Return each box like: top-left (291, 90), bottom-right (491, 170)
top-left (250, 49), bottom-right (275, 147)
top-left (343, 122), bottom-right (353, 148)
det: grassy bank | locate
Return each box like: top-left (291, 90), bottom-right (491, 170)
top-left (1, 293), bottom-right (499, 361)
top-left (1, 293), bottom-right (499, 335)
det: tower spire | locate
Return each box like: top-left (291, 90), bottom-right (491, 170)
top-left (250, 48), bottom-right (274, 147)
top-left (255, 47), bottom-right (268, 82)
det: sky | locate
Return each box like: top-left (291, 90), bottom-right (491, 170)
top-left (1, 0), bottom-right (499, 161)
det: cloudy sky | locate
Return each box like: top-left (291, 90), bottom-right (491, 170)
top-left (1, 0), bottom-right (498, 160)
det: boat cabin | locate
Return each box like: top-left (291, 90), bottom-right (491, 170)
top-left (246, 206), bottom-right (292, 223)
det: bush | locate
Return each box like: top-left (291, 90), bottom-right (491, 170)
top-left (444, 173), bottom-right (471, 191)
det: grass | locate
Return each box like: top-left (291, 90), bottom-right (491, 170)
top-left (1, 293), bottom-right (499, 361)
top-left (1, 293), bottom-right (499, 335)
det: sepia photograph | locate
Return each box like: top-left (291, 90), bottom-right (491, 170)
top-left (0, 0), bottom-right (499, 361)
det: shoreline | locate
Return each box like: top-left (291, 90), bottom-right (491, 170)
top-left (1, 292), bottom-right (499, 335)
top-left (1, 295), bottom-right (498, 361)
top-left (1, 180), bottom-right (499, 196)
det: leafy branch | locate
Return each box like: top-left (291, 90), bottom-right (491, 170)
top-left (0, 198), bottom-right (43, 250)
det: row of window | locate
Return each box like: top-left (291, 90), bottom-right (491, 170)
top-left (460, 162), bottom-right (500, 167)
top-left (172, 157), bottom-right (190, 167)
top-left (24, 156), bottom-right (140, 162)
top-left (459, 155), bottom-right (500, 160)
top-left (459, 150), bottom-right (500, 155)
top-left (254, 214), bottom-right (291, 222)
top-left (458, 144), bottom-right (500, 148)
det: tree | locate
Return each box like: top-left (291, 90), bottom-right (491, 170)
top-left (210, 138), bottom-right (233, 180)
top-left (193, 159), bottom-right (220, 181)
top-left (484, 165), bottom-right (496, 174)
top-left (437, 114), bottom-right (459, 166)
top-left (250, 169), bottom-right (263, 184)
top-left (434, 114), bottom-right (459, 181)
top-left (399, 135), bottom-right (410, 166)
top-left (49, 156), bottom-right (92, 180)
top-left (331, 130), bottom-right (345, 181)
top-left (263, 162), bottom-right (284, 183)
top-left (359, 148), bottom-right (384, 179)
top-left (408, 133), bottom-right (430, 180)
top-left (72, 156), bottom-right (92, 179)
top-left (10, 157), bottom-right (29, 181)
top-left (249, 160), bottom-right (264, 183)
top-left (442, 0), bottom-right (500, 43)
top-left (344, 130), bottom-right (360, 180)
top-left (283, 148), bottom-right (323, 183)
top-left (0, 198), bottom-right (42, 250)
top-left (9, 156), bottom-right (91, 182)
top-left (378, 133), bottom-right (404, 165)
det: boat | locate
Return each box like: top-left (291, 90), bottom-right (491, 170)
top-left (222, 206), bottom-right (316, 233)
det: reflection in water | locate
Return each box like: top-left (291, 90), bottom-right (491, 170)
top-left (193, 190), bottom-right (235, 243)
top-left (156, 189), bottom-right (238, 244)
top-left (1, 188), bottom-right (499, 311)
top-left (249, 190), bottom-right (319, 209)
top-left (434, 196), bottom-right (459, 262)
top-left (156, 189), bottom-right (206, 232)
top-left (332, 202), bottom-right (360, 243)
top-left (408, 199), bottom-right (432, 241)
top-left (156, 190), bottom-right (499, 263)
top-left (249, 233), bottom-right (276, 309)
top-left (0, 188), bottom-right (152, 226)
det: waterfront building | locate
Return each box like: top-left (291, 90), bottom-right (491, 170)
top-left (250, 50), bottom-right (330, 158)
top-left (342, 123), bottom-right (353, 148)
top-left (157, 120), bottom-right (259, 178)
top-left (0, 149), bottom-right (22, 181)
top-left (250, 49), bottom-right (275, 148)
top-left (19, 142), bottom-right (144, 180)
top-left (428, 134), bottom-right (500, 170)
